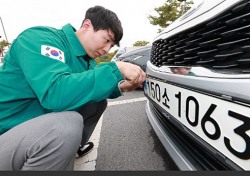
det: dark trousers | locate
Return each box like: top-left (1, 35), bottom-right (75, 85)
top-left (78, 99), bottom-right (107, 146)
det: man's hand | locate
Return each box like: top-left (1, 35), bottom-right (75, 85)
top-left (116, 61), bottom-right (146, 91)
top-left (119, 80), bottom-right (143, 92)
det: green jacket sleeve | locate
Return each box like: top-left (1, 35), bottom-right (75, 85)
top-left (13, 27), bottom-right (124, 111)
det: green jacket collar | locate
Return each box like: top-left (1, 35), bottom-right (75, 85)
top-left (62, 23), bottom-right (86, 57)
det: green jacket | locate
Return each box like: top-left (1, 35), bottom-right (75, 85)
top-left (0, 23), bottom-right (124, 135)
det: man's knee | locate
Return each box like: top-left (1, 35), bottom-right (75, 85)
top-left (0, 111), bottom-right (83, 170)
top-left (37, 112), bottom-right (83, 168)
top-left (54, 111), bottom-right (83, 142)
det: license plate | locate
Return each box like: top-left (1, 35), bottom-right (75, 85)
top-left (145, 77), bottom-right (250, 170)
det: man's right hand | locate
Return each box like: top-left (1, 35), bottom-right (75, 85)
top-left (119, 80), bottom-right (142, 92)
top-left (115, 61), bottom-right (146, 90)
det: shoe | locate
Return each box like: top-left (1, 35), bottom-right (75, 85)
top-left (77, 142), bottom-right (94, 157)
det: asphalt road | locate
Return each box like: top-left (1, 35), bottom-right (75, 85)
top-left (95, 89), bottom-right (178, 171)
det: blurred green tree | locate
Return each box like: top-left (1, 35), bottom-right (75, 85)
top-left (148, 0), bottom-right (193, 33)
top-left (0, 39), bottom-right (10, 57)
top-left (95, 51), bottom-right (116, 64)
top-left (133, 40), bottom-right (150, 46)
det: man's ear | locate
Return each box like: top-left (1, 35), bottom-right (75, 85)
top-left (82, 19), bottom-right (92, 29)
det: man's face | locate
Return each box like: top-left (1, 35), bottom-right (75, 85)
top-left (81, 20), bottom-right (115, 58)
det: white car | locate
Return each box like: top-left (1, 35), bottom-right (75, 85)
top-left (144, 0), bottom-right (250, 170)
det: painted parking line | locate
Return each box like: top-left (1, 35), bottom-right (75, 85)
top-left (107, 97), bottom-right (147, 106)
top-left (73, 97), bottom-right (147, 171)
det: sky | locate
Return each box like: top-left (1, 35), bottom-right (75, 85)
top-left (0, 0), bottom-right (169, 51)
top-left (0, 0), bottom-right (202, 52)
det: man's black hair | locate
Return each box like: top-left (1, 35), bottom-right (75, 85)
top-left (82, 5), bottom-right (123, 46)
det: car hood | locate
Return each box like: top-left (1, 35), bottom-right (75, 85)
top-left (154, 0), bottom-right (243, 41)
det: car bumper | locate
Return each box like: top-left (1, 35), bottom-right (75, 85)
top-left (145, 100), bottom-right (195, 170)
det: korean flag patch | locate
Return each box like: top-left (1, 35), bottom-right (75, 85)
top-left (41, 45), bottom-right (65, 63)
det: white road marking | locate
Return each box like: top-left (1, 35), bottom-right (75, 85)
top-left (107, 97), bottom-right (147, 106)
top-left (74, 97), bottom-right (147, 171)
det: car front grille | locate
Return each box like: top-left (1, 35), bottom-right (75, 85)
top-left (150, 0), bottom-right (250, 73)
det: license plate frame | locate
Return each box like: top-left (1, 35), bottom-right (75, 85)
top-left (144, 77), bottom-right (250, 170)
